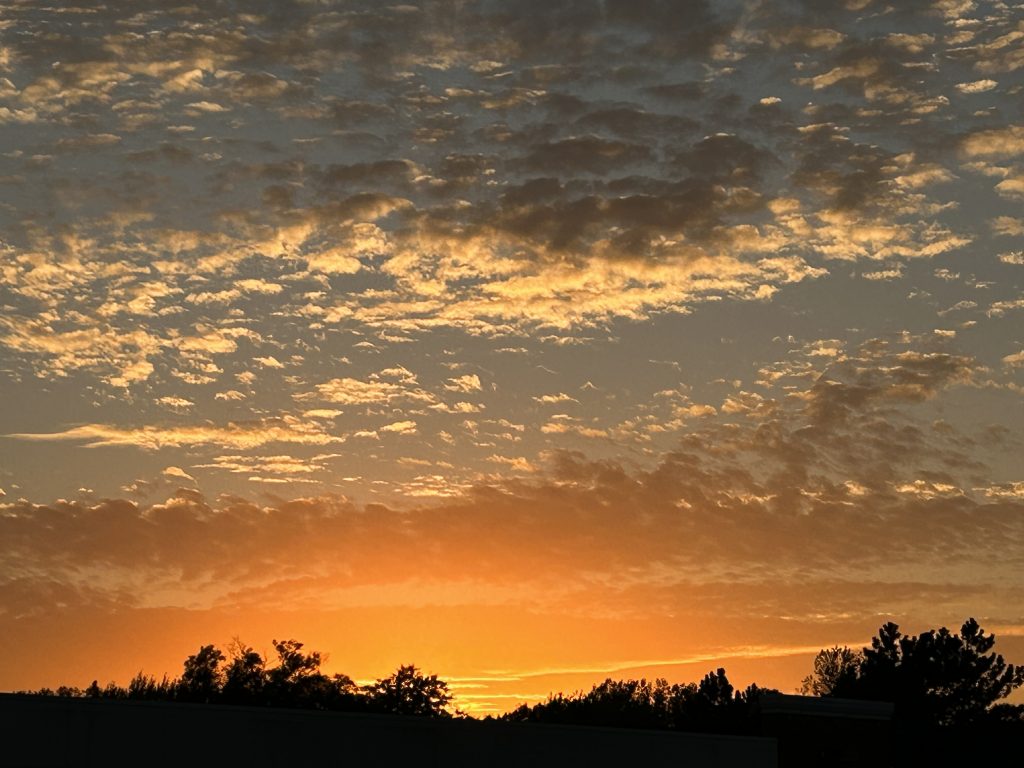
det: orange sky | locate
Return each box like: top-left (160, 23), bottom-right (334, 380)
top-left (5, 602), bottom-right (1023, 714)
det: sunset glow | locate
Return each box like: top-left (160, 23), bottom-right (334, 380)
top-left (1, 0), bottom-right (1023, 714)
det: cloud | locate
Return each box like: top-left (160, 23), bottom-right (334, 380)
top-left (0, 0), bottom-right (1003, 417)
top-left (380, 420), bottom-right (418, 435)
top-left (254, 356), bottom-right (286, 369)
top-left (184, 101), bottom-right (230, 113)
top-left (307, 374), bottom-right (437, 406)
top-left (194, 453), bottom-right (327, 480)
top-left (991, 217), bottom-right (1024, 237)
top-left (0, 286), bottom-right (166, 378)
top-left (8, 417), bottom-right (340, 450)
top-left (533, 393), bottom-right (579, 404)
top-left (0, 0), bottom-right (1023, 649)
top-left (156, 396), bottom-right (195, 411)
top-left (961, 126), bottom-right (1024, 159)
top-left (215, 390), bottom-right (248, 401)
top-left (516, 136), bottom-right (653, 174)
top-left (862, 266), bottom-right (903, 281)
top-left (304, 409), bottom-right (343, 419)
top-left (979, 483), bottom-right (1024, 500)
top-left (2, 410), bottom-right (1021, 618)
top-left (540, 421), bottom-right (607, 439)
top-left (162, 466), bottom-right (195, 482)
top-left (798, 347), bottom-right (976, 429)
top-left (1003, 351), bottom-right (1024, 368)
top-left (486, 455), bottom-right (538, 473)
top-left (446, 374), bottom-right (482, 393)
top-left (2, 312), bottom-right (1023, 684)
top-left (987, 299), bottom-right (1024, 318)
top-left (963, 19), bottom-right (1024, 75)
top-left (955, 79), bottom-right (997, 94)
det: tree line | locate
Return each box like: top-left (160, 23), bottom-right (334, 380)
top-left (30, 639), bottom-right (453, 717)
top-left (22, 618), bottom-right (1024, 732)
top-left (503, 668), bottom-right (768, 734)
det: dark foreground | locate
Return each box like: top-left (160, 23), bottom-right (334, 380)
top-left (3, 692), bottom-right (1020, 767)
top-left (0, 693), bottom-right (775, 768)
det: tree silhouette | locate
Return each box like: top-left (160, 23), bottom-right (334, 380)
top-left (265, 639), bottom-right (319, 704)
top-left (678, 670), bottom-right (768, 734)
top-left (263, 638), bottom-right (360, 710)
top-left (802, 618), bottom-right (1024, 726)
top-left (178, 644), bottom-right (225, 703)
top-left (221, 640), bottom-right (266, 705)
top-left (799, 646), bottom-right (860, 696)
top-left (127, 672), bottom-right (174, 700)
top-left (364, 664), bottom-right (453, 717)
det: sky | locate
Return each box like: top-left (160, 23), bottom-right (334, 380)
top-left (1, 0), bottom-right (1023, 714)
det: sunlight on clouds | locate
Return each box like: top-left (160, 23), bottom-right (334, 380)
top-left (961, 126), bottom-right (1024, 159)
top-left (10, 418), bottom-right (341, 450)
top-left (0, 0), bottom-right (1023, 710)
top-left (306, 373), bottom-right (437, 406)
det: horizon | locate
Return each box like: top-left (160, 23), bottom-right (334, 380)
top-left (1, 0), bottom-right (1023, 716)
top-left (11, 615), bottom-right (1024, 715)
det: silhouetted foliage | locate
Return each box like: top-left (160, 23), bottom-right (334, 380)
top-left (221, 639), bottom-right (266, 705)
top-left (682, 669), bottom-right (761, 734)
top-left (127, 672), bottom-right (175, 701)
top-left (801, 618), bottom-right (1024, 726)
top-left (18, 616), bottom-right (1023, 740)
top-left (28, 638), bottom-right (446, 717)
top-left (363, 664), bottom-right (454, 717)
top-left (502, 669), bottom-right (772, 735)
top-left (178, 645), bottom-right (225, 703)
top-left (799, 645), bottom-right (860, 697)
top-left (504, 678), bottom-right (676, 730)
top-left (263, 639), bottom-right (323, 708)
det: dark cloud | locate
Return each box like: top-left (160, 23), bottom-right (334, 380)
top-left (316, 160), bottom-right (418, 191)
top-left (322, 99), bottom-right (396, 129)
top-left (573, 107), bottom-right (700, 139)
top-left (673, 134), bottom-right (776, 183)
top-left (791, 128), bottom-right (891, 210)
top-left (126, 142), bottom-right (195, 165)
top-left (803, 346), bottom-right (976, 426)
top-left (644, 82), bottom-right (708, 102)
top-left (515, 136), bottom-right (654, 175)
top-left (481, 0), bottom-right (732, 62)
